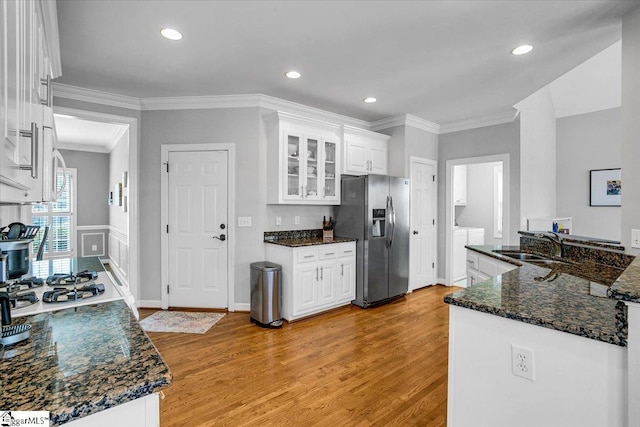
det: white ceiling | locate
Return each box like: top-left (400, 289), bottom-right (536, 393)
top-left (54, 0), bottom-right (639, 125)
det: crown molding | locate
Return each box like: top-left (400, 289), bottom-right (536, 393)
top-left (370, 114), bottom-right (440, 134)
top-left (140, 94), bottom-right (262, 111)
top-left (52, 84), bottom-right (520, 135)
top-left (343, 124), bottom-right (391, 141)
top-left (439, 110), bottom-right (518, 134)
top-left (53, 83), bottom-right (142, 110)
top-left (257, 94), bottom-right (370, 129)
top-left (53, 84), bottom-right (371, 128)
top-left (106, 125), bottom-right (129, 152)
top-left (56, 141), bottom-right (110, 153)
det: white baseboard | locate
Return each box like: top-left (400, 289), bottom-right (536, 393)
top-left (234, 302), bottom-right (250, 312)
top-left (436, 277), bottom-right (450, 285)
top-left (138, 300), bottom-right (162, 309)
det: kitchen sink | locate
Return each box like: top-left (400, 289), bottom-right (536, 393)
top-left (526, 259), bottom-right (571, 267)
top-left (492, 250), bottom-right (572, 267)
top-left (492, 250), bottom-right (546, 261)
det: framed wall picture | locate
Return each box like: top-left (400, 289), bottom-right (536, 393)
top-left (590, 168), bottom-right (621, 207)
top-left (114, 182), bottom-right (123, 206)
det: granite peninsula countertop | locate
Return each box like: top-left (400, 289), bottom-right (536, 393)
top-left (445, 245), bottom-right (631, 346)
top-left (264, 229), bottom-right (356, 247)
top-left (0, 300), bottom-right (172, 425)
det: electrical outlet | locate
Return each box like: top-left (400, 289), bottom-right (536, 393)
top-left (294, 216), bottom-right (300, 225)
top-left (511, 344), bottom-right (535, 381)
top-left (91, 245), bottom-right (98, 251)
top-left (275, 216), bottom-right (282, 226)
top-left (238, 216), bottom-right (252, 227)
top-left (632, 229), bottom-right (640, 249)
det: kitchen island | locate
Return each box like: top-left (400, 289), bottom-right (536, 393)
top-left (1, 257), bottom-right (172, 426)
top-left (445, 234), bottom-right (637, 427)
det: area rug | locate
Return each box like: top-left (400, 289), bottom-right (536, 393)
top-left (140, 311), bottom-right (225, 334)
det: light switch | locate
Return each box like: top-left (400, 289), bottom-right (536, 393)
top-left (238, 216), bottom-right (252, 227)
top-left (632, 229), bottom-right (640, 249)
top-left (92, 245), bottom-right (98, 251)
top-left (275, 216), bottom-right (282, 226)
top-left (295, 216), bottom-right (300, 225)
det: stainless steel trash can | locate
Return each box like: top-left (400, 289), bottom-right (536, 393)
top-left (250, 262), bottom-right (283, 328)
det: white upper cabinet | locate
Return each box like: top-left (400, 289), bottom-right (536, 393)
top-left (1, 0), bottom-right (61, 203)
top-left (343, 125), bottom-right (389, 175)
top-left (453, 164), bottom-right (467, 205)
top-left (266, 112), bottom-right (341, 205)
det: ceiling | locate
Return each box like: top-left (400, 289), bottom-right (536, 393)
top-left (54, 0), bottom-right (639, 125)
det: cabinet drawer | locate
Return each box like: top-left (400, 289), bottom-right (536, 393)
top-left (318, 247), bottom-right (338, 260)
top-left (338, 246), bottom-right (355, 257)
top-left (466, 252), bottom-right (479, 270)
top-left (296, 250), bottom-right (318, 263)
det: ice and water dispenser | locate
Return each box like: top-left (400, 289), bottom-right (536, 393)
top-left (372, 208), bottom-right (386, 237)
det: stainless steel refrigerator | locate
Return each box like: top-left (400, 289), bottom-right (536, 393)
top-left (333, 174), bottom-right (410, 308)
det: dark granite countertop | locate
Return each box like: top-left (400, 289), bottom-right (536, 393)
top-left (0, 300), bottom-right (172, 425)
top-left (265, 236), bottom-right (356, 247)
top-left (609, 256), bottom-right (640, 303)
top-left (446, 245), bottom-right (630, 346)
top-left (264, 229), bottom-right (356, 247)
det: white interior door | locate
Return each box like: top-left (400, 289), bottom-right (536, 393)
top-left (168, 150), bottom-right (228, 308)
top-left (410, 158), bottom-right (437, 290)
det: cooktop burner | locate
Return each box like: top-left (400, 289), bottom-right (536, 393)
top-left (8, 290), bottom-right (39, 310)
top-left (0, 277), bottom-right (44, 293)
top-left (46, 271), bottom-right (98, 287)
top-left (43, 283), bottom-right (105, 303)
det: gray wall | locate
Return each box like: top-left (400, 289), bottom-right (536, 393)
top-left (379, 124), bottom-right (438, 177)
top-left (438, 120), bottom-right (520, 277)
top-left (59, 149), bottom-right (110, 226)
top-left (556, 108), bottom-right (621, 241)
top-left (457, 162), bottom-right (502, 245)
top-left (621, 6), bottom-right (640, 255)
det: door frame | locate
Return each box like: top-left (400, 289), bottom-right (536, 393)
top-left (160, 143), bottom-right (236, 311)
top-left (52, 106), bottom-right (139, 303)
top-left (445, 154), bottom-right (510, 285)
top-left (409, 156), bottom-right (438, 292)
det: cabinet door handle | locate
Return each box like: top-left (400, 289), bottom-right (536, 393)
top-left (304, 255), bottom-right (314, 259)
top-left (316, 267), bottom-right (319, 281)
top-left (19, 122), bottom-right (38, 179)
top-left (40, 75), bottom-right (52, 107)
top-left (325, 252), bottom-right (334, 256)
top-left (300, 185), bottom-right (304, 198)
top-left (341, 264), bottom-right (344, 276)
top-left (320, 266), bottom-right (323, 280)
top-left (467, 259), bottom-right (474, 264)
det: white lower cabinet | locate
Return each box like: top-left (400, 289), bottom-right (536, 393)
top-left (266, 241), bottom-right (356, 321)
top-left (465, 250), bottom-right (517, 287)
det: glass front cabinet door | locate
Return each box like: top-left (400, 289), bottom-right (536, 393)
top-left (267, 112), bottom-right (341, 205)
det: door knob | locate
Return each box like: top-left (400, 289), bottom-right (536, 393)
top-left (413, 230), bottom-right (419, 235)
top-left (213, 234), bottom-right (226, 241)
top-left (220, 224), bottom-right (226, 229)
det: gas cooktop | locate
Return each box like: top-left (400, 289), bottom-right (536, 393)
top-left (46, 270), bottom-right (98, 287)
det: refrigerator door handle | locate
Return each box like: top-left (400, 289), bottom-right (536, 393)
top-left (389, 195), bottom-right (396, 248)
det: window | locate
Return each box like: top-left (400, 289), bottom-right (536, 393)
top-left (493, 164), bottom-right (503, 239)
top-left (32, 168), bottom-right (77, 259)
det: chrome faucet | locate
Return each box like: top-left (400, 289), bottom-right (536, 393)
top-left (534, 232), bottom-right (563, 258)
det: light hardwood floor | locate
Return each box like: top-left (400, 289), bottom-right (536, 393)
top-left (140, 284), bottom-right (457, 426)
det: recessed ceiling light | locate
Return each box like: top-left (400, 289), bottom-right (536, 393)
top-left (363, 97), bottom-right (377, 103)
top-left (285, 71), bottom-right (301, 79)
top-left (511, 44), bottom-right (533, 55)
top-left (161, 28), bottom-right (183, 41)
top-left (53, 114), bottom-right (77, 119)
